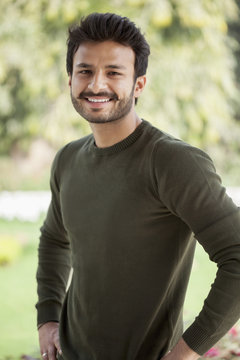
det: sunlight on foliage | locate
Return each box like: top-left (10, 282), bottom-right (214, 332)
top-left (0, 235), bottom-right (21, 265)
top-left (0, 0), bottom-right (240, 183)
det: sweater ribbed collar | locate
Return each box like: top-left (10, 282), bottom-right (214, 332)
top-left (89, 119), bottom-right (148, 156)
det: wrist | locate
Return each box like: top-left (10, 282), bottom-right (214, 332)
top-left (168, 338), bottom-right (200, 360)
top-left (37, 321), bottom-right (59, 330)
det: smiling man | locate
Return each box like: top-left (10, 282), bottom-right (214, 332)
top-left (70, 41), bottom-right (138, 124)
top-left (36, 12), bottom-right (240, 360)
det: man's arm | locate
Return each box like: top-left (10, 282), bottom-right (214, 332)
top-left (36, 146), bottom-right (71, 357)
top-left (154, 141), bottom-right (240, 355)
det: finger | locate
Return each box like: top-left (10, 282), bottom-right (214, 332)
top-left (47, 346), bottom-right (57, 360)
top-left (52, 329), bottom-right (62, 355)
top-left (54, 338), bottom-right (62, 355)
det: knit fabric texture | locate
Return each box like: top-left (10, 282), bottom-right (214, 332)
top-left (36, 120), bottom-right (240, 359)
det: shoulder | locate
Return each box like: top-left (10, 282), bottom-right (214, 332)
top-left (149, 126), bottom-right (214, 175)
top-left (145, 125), bottom-right (220, 198)
top-left (51, 134), bottom-right (92, 175)
top-left (143, 121), bottom-right (208, 158)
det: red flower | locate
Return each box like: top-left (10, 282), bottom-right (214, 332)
top-left (231, 349), bottom-right (240, 356)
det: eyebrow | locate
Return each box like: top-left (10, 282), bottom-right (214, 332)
top-left (75, 63), bottom-right (127, 70)
top-left (106, 65), bottom-right (127, 70)
top-left (76, 63), bottom-right (92, 68)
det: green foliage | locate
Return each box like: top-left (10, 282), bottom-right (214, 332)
top-left (0, 218), bottom-right (41, 358)
top-left (0, 235), bottom-right (21, 265)
top-left (0, 0), bottom-right (240, 183)
top-left (130, 0), bottom-right (240, 182)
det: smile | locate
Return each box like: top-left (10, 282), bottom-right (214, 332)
top-left (87, 98), bottom-right (111, 103)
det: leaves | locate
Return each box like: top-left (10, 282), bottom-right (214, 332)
top-left (0, 0), bottom-right (240, 183)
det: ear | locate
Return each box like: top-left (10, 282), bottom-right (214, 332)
top-left (134, 75), bottom-right (146, 99)
top-left (68, 74), bottom-right (72, 87)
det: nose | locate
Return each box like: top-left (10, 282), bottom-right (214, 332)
top-left (88, 71), bottom-right (107, 93)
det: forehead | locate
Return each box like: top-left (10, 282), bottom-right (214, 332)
top-left (73, 41), bottom-right (135, 70)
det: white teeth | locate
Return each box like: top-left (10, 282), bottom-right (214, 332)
top-left (88, 98), bottom-right (110, 103)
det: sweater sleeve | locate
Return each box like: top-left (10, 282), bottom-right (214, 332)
top-left (36, 146), bottom-right (71, 326)
top-left (154, 140), bottom-right (240, 355)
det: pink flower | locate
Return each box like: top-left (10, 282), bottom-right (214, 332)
top-left (229, 326), bottom-right (238, 337)
top-left (204, 347), bottom-right (220, 358)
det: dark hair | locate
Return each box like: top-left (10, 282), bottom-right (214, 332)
top-left (66, 12), bottom-right (150, 79)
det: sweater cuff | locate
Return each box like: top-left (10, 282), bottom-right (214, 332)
top-left (182, 322), bottom-right (216, 356)
top-left (36, 301), bottom-right (62, 327)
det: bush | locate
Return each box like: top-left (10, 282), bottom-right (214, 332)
top-left (0, 235), bottom-right (21, 265)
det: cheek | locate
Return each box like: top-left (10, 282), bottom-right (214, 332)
top-left (71, 77), bottom-right (85, 92)
top-left (117, 80), bottom-right (135, 95)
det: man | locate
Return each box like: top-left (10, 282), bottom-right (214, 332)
top-left (36, 12), bottom-right (240, 360)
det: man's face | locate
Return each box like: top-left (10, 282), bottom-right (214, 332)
top-left (69, 41), bottom-right (144, 124)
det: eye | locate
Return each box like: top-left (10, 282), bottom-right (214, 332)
top-left (78, 70), bottom-right (92, 75)
top-left (108, 71), bottom-right (121, 76)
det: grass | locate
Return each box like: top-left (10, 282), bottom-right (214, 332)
top-left (0, 218), bottom-right (222, 359)
top-left (0, 218), bottom-right (42, 359)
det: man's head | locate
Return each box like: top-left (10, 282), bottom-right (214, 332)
top-left (66, 12), bottom-right (150, 80)
top-left (67, 13), bottom-right (150, 124)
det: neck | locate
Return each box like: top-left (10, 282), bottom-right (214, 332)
top-left (90, 113), bottom-right (142, 148)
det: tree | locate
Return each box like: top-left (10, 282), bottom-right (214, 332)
top-left (0, 0), bottom-right (239, 183)
top-left (228, 0), bottom-right (240, 120)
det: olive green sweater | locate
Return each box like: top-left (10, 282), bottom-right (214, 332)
top-left (36, 120), bottom-right (240, 359)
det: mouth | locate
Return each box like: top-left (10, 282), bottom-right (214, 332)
top-left (86, 97), bottom-right (113, 103)
top-left (79, 92), bottom-right (118, 102)
top-left (82, 95), bottom-right (118, 109)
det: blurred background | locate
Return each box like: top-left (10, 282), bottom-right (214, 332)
top-left (0, 0), bottom-right (240, 359)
